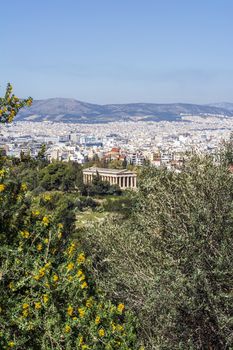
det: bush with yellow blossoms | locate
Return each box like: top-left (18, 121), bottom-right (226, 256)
top-left (0, 209), bottom-right (138, 349)
top-left (0, 83), bottom-right (32, 124)
top-left (0, 150), bottom-right (32, 246)
top-left (0, 84), bottom-right (140, 349)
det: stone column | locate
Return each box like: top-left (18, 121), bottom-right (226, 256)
top-left (134, 176), bottom-right (137, 188)
top-left (120, 177), bottom-right (123, 188)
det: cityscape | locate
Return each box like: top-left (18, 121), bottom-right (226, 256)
top-left (1, 113), bottom-right (232, 169)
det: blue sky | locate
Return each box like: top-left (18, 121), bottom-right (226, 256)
top-left (1, 0), bottom-right (233, 104)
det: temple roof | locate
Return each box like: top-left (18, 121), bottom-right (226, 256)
top-left (83, 167), bottom-right (136, 175)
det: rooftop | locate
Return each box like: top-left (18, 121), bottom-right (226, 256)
top-left (83, 167), bottom-right (136, 175)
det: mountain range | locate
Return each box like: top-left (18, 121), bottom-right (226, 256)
top-left (16, 98), bottom-right (233, 123)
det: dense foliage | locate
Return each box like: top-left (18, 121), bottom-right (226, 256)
top-left (0, 85), bottom-right (140, 350)
top-left (0, 206), bottom-right (137, 349)
top-left (1, 84), bottom-right (233, 349)
top-left (81, 156), bottom-right (233, 349)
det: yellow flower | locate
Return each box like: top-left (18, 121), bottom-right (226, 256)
top-left (32, 210), bottom-right (40, 217)
top-left (81, 281), bottom-right (88, 289)
top-left (86, 297), bottom-right (93, 308)
top-left (117, 303), bottom-right (125, 313)
top-left (33, 274), bottom-right (40, 281)
top-left (78, 307), bottom-right (85, 318)
top-left (73, 316), bottom-right (78, 321)
top-left (34, 302), bottom-right (41, 310)
top-left (95, 316), bottom-right (101, 325)
top-left (38, 267), bottom-right (45, 278)
top-left (0, 184), bottom-right (5, 192)
top-left (68, 275), bottom-right (73, 281)
top-left (67, 262), bottom-right (74, 271)
top-left (42, 216), bottom-right (49, 226)
top-left (22, 309), bottom-right (29, 317)
top-left (43, 194), bottom-right (51, 201)
top-left (8, 341), bottom-right (15, 348)
top-left (111, 322), bottom-right (116, 331)
top-left (44, 238), bottom-right (49, 244)
top-left (37, 243), bottom-right (43, 251)
top-left (67, 305), bottom-right (73, 316)
top-left (8, 282), bottom-right (14, 289)
top-left (77, 269), bottom-right (83, 277)
top-left (58, 223), bottom-right (63, 229)
top-left (20, 230), bottom-right (30, 238)
top-left (67, 242), bottom-right (76, 255)
top-left (26, 99), bottom-right (33, 106)
top-left (53, 274), bottom-right (59, 282)
top-left (21, 183), bottom-right (27, 191)
top-left (77, 252), bottom-right (85, 264)
top-left (116, 324), bottom-right (124, 332)
top-left (22, 303), bottom-right (29, 309)
top-left (78, 336), bottom-right (84, 345)
top-left (43, 294), bottom-right (49, 303)
top-left (44, 262), bottom-right (51, 269)
top-left (98, 328), bottom-right (105, 337)
top-left (79, 274), bottom-right (86, 282)
top-left (64, 324), bottom-right (71, 333)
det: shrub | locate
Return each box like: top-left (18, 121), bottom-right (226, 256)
top-left (81, 156), bottom-right (233, 349)
top-left (0, 170), bottom-right (139, 350)
top-left (0, 84), bottom-right (140, 350)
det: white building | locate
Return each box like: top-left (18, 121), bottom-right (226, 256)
top-left (83, 167), bottom-right (137, 189)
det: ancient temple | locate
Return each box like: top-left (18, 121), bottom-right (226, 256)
top-left (83, 167), bottom-right (137, 189)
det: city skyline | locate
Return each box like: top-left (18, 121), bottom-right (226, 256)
top-left (1, 0), bottom-right (233, 104)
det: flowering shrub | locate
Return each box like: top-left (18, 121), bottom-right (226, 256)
top-left (0, 83), bottom-right (32, 124)
top-left (0, 164), bottom-right (138, 349)
top-left (0, 84), bottom-right (139, 349)
top-left (0, 163), bottom-right (32, 245)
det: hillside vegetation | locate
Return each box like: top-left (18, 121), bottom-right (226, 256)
top-left (1, 85), bottom-right (233, 349)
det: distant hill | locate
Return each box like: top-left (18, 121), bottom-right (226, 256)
top-left (208, 102), bottom-right (233, 112)
top-left (16, 98), bottom-right (233, 123)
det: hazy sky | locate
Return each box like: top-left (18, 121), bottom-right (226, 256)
top-left (1, 0), bottom-right (233, 104)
